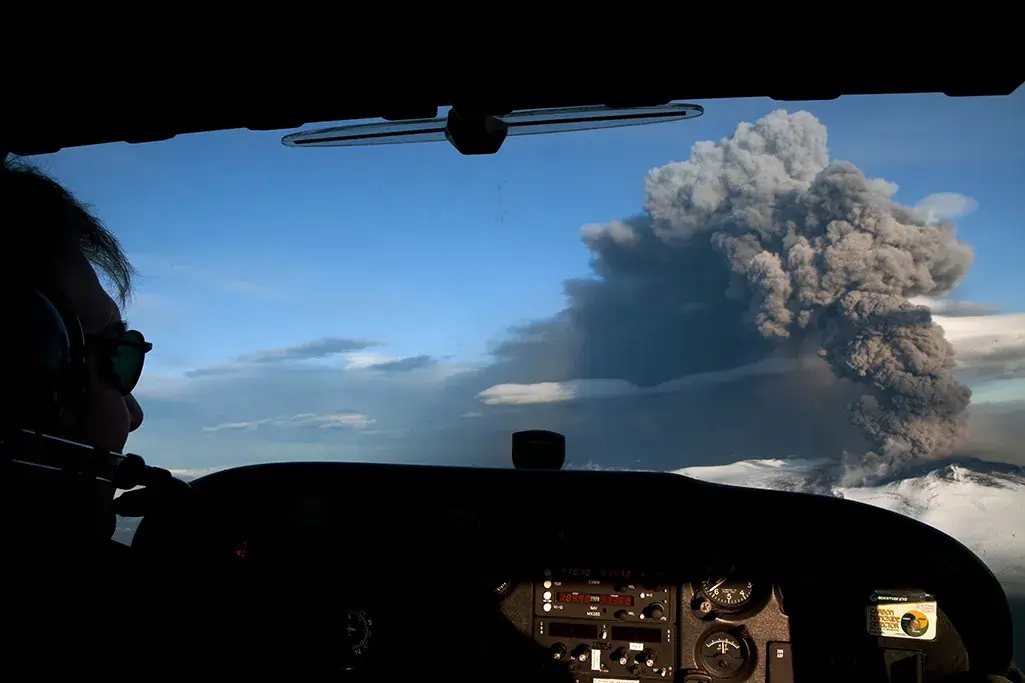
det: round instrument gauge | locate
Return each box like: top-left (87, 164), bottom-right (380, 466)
top-left (339, 609), bottom-right (372, 670)
top-left (699, 631), bottom-right (749, 678)
top-left (700, 577), bottom-right (755, 610)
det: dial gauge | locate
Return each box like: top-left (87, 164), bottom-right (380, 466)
top-left (700, 631), bottom-right (748, 678)
top-left (339, 608), bottom-right (372, 670)
top-left (493, 580), bottom-right (513, 597)
top-left (700, 577), bottom-right (754, 610)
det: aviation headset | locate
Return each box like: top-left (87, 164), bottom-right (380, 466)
top-left (1, 151), bottom-right (169, 526)
top-left (10, 289), bottom-right (89, 432)
top-left (1, 287), bottom-right (117, 548)
top-left (8, 288), bottom-right (152, 433)
top-left (1, 148), bottom-right (81, 432)
top-left (1, 148), bottom-right (151, 434)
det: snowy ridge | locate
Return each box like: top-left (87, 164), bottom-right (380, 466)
top-left (675, 458), bottom-right (1025, 596)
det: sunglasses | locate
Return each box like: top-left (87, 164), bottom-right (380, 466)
top-left (85, 329), bottom-right (153, 395)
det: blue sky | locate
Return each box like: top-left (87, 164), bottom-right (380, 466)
top-left (30, 91), bottom-right (1025, 473)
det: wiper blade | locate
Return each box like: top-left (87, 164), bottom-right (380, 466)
top-left (281, 103), bottom-right (704, 155)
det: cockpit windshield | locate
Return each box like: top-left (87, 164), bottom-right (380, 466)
top-left (28, 94), bottom-right (1025, 659)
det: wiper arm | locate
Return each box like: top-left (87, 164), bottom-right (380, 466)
top-left (281, 103), bottom-right (704, 156)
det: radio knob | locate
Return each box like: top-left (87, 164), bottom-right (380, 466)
top-left (550, 643), bottom-right (567, 661)
top-left (643, 603), bottom-right (665, 620)
top-left (614, 584), bottom-right (629, 592)
top-left (614, 609), bottom-right (629, 621)
top-left (572, 644), bottom-right (591, 661)
top-left (628, 663), bottom-right (642, 676)
top-left (638, 649), bottom-right (658, 667)
top-left (613, 648), bottom-right (632, 666)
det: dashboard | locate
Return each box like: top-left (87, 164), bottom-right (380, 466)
top-left (128, 461), bottom-right (1017, 683)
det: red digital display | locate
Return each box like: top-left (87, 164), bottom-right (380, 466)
top-left (556, 592), bottom-right (634, 606)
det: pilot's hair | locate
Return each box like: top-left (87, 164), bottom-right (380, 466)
top-left (1, 156), bottom-right (134, 306)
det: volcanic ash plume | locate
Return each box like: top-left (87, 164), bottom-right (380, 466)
top-left (642, 110), bottom-right (974, 478)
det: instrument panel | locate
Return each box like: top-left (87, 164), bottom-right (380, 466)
top-left (188, 533), bottom-right (967, 683)
top-left (154, 525), bottom-right (969, 682)
top-left (130, 461), bottom-right (1013, 682)
top-left (527, 569), bottom-right (790, 683)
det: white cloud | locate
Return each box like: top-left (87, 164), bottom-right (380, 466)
top-left (478, 381), bottom-right (589, 405)
top-left (931, 311), bottom-right (1025, 382)
top-left (476, 357), bottom-right (802, 406)
top-left (909, 296), bottom-right (995, 317)
top-left (293, 412), bottom-right (376, 429)
top-left (202, 412), bottom-right (376, 432)
top-left (201, 418), bottom-right (274, 432)
top-left (345, 353), bottom-right (397, 370)
top-left (915, 192), bottom-right (979, 224)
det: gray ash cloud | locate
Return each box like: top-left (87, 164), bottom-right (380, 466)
top-left (466, 110), bottom-right (975, 482)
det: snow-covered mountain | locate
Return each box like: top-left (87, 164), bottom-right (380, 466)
top-left (677, 457), bottom-right (1025, 664)
top-left (677, 457), bottom-right (1025, 593)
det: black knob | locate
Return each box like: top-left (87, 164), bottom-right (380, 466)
top-left (614, 609), bottom-right (629, 620)
top-left (572, 644), bottom-right (591, 662)
top-left (550, 643), bottom-right (567, 661)
top-left (643, 603), bottom-right (665, 620)
top-left (628, 663), bottom-right (642, 675)
top-left (613, 648), bottom-right (632, 666)
top-left (638, 649), bottom-right (658, 667)
top-left (614, 584), bottom-right (629, 592)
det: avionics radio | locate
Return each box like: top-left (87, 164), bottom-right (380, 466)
top-left (535, 575), bottom-right (676, 624)
top-left (534, 619), bottom-right (675, 680)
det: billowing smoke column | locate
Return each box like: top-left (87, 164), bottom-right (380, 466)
top-left (451, 109), bottom-right (979, 480)
top-left (640, 110), bottom-right (974, 478)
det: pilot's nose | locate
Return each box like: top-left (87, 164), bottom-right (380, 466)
top-left (126, 393), bottom-right (144, 431)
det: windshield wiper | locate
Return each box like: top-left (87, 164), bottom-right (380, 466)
top-left (281, 103), bottom-right (704, 155)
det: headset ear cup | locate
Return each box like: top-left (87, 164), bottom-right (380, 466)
top-left (7, 290), bottom-right (78, 431)
top-left (57, 297), bottom-right (88, 425)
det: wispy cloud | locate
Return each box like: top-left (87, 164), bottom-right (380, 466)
top-left (243, 338), bottom-right (380, 364)
top-left (202, 411), bottom-right (376, 432)
top-left (367, 354), bottom-right (437, 372)
top-left (475, 358), bottom-right (800, 405)
top-left (910, 296), bottom-right (996, 317)
top-left (292, 412), bottom-right (376, 429)
top-left (200, 418), bottom-right (274, 432)
top-left (915, 192), bottom-right (979, 224)
top-left (184, 337), bottom-right (381, 377)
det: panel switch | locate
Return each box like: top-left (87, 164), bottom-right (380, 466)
top-left (767, 642), bottom-right (794, 683)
